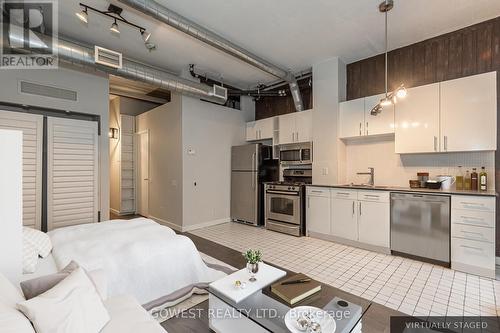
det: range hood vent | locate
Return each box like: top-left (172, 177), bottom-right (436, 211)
top-left (95, 46), bottom-right (123, 69)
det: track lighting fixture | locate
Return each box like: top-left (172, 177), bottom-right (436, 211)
top-left (369, 0), bottom-right (406, 116)
top-left (76, 3), bottom-right (155, 50)
top-left (76, 7), bottom-right (88, 23)
top-left (110, 19), bottom-right (120, 34)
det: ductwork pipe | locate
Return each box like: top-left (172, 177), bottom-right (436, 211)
top-left (117, 0), bottom-right (304, 111)
top-left (3, 27), bottom-right (226, 105)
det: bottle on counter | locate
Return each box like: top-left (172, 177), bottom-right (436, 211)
top-left (471, 168), bottom-right (478, 191)
top-left (479, 167), bottom-right (488, 191)
top-left (464, 170), bottom-right (471, 190)
top-left (456, 166), bottom-right (464, 190)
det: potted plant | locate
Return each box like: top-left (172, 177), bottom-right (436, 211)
top-left (243, 249), bottom-right (262, 282)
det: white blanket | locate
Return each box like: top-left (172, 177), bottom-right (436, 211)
top-left (48, 218), bottom-right (225, 305)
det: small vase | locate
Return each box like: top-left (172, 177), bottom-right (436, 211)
top-left (246, 262), bottom-right (259, 282)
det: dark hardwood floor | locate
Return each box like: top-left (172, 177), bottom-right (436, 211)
top-left (160, 232), bottom-right (403, 333)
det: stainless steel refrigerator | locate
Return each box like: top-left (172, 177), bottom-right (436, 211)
top-left (231, 144), bottom-right (278, 226)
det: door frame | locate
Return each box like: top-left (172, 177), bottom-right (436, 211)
top-left (135, 129), bottom-right (150, 217)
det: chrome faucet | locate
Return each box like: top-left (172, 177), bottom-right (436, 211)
top-left (357, 167), bottom-right (375, 186)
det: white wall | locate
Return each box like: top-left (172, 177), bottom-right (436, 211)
top-left (312, 57), bottom-right (346, 185)
top-left (136, 95), bottom-right (183, 228)
top-left (342, 137), bottom-right (495, 188)
top-left (0, 130), bottom-right (22, 282)
top-left (181, 96), bottom-right (247, 230)
top-left (0, 65), bottom-right (110, 220)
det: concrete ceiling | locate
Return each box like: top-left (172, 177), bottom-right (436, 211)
top-left (58, 0), bottom-right (500, 88)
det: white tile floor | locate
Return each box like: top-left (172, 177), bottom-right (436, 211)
top-left (190, 222), bottom-right (500, 317)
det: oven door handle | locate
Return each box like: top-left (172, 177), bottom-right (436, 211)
top-left (266, 190), bottom-right (300, 196)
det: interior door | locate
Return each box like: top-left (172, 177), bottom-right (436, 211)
top-left (0, 111), bottom-right (43, 230)
top-left (47, 117), bottom-right (99, 230)
top-left (395, 83), bottom-right (440, 153)
top-left (137, 131), bottom-right (149, 217)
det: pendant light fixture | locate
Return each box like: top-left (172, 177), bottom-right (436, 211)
top-left (370, 0), bottom-right (407, 116)
top-left (76, 7), bottom-right (88, 23)
top-left (110, 19), bottom-right (120, 34)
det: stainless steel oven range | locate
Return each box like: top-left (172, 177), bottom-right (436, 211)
top-left (264, 169), bottom-right (311, 237)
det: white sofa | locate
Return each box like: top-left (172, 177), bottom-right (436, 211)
top-left (0, 273), bottom-right (165, 333)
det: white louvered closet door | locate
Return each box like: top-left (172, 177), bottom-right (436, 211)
top-left (47, 117), bottom-right (99, 230)
top-left (0, 110), bottom-right (43, 230)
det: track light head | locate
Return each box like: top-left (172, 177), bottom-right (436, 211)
top-left (110, 19), bottom-right (120, 34)
top-left (145, 41), bottom-right (156, 52)
top-left (396, 85), bottom-right (407, 98)
top-left (141, 30), bottom-right (152, 42)
top-left (76, 7), bottom-right (88, 23)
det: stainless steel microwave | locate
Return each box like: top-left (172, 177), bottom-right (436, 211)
top-left (279, 142), bottom-right (313, 165)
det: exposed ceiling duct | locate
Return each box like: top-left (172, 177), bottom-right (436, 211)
top-left (117, 0), bottom-right (304, 111)
top-left (2, 26), bottom-right (227, 105)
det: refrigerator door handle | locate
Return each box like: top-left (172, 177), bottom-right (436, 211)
top-left (251, 152), bottom-right (256, 188)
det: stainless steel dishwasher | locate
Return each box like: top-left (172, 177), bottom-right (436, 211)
top-left (390, 193), bottom-right (450, 265)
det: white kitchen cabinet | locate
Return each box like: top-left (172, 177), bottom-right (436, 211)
top-left (395, 83), bottom-right (440, 154)
top-left (339, 95), bottom-right (394, 139)
top-left (339, 98), bottom-right (365, 138)
top-left (451, 195), bottom-right (496, 278)
top-left (440, 72), bottom-right (497, 152)
top-left (331, 197), bottom-right (358, 241)
top-left (364, 94), bottom-right (395, 136)
top-left (246, 117), bottom-right (275, 141)
top-left (295, 110), bottom-right (313, 143)
top-left (306, 187), bottom-right (331, 235)
top-left (278, 113), bottom-right (298, 144)
top-left (357, 198), bottom-right (390, 248)
top-left (278, 110), bottom-right (313, 144)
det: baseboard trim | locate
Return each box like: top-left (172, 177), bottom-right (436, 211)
top-left (307, 231), bottom-right (391, 255)
top-left (182, 218), bottom-right (230, 232)
top-left (148, 215), bottom-right (182, 232)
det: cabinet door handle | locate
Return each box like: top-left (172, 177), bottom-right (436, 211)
top-left (359, 202), bottom-right (362, 216)
top-left (444, 136), bottom-right (448, 151)
top-left (291, 132), bottom-right (294, 142)
top-left (359, 122), bottom-right (362, 136)
top-left (434, 136), bottom-right (437, 152)
top-left (307, 196), bottom-right (310, 208)
top-left (352, 201), bottom-right (355, 216)
top-left (366, 122), bottom-right (369, 135)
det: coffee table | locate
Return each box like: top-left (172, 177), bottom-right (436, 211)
top-left (208, 263), bottom-right (370, 333)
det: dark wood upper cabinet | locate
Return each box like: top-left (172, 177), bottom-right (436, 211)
top-left (347, 16), bottom-right (500, 100)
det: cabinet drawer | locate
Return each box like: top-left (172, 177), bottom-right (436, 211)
top-left (451, 223), bottom-right (494, 243)
top-left (331, 189), bottom-right (357, 200)
top-left (306, 187), bottom-right (331, 197)
top-left (451, 209), bottom-right (495, 228)
top-left (451, 196), bottom-right (495, 212)
top-left (357, 191), bottom-right (389, 203)
top-left (451, 238), bottom-right (495, 271)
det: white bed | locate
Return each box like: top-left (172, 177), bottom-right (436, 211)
top-left (21, 218), bottom-right (226, 308)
